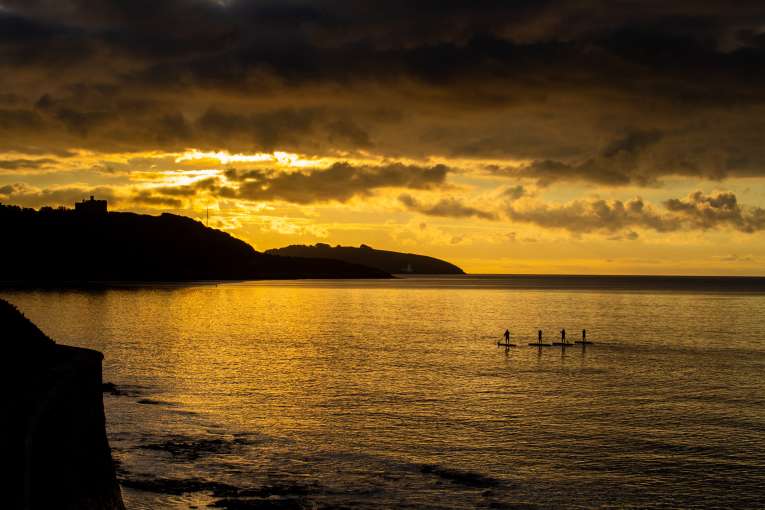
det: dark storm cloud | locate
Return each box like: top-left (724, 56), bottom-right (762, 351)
top-left (223, 162), bottom-right (449, 203)
top-left (0, 109), bottom-right (45, 131)
top-left (196, 108), bottom-right (372, 152)
top-left (501, 130), bottom-right (665, 186)
top-left (3, 1), bottom-right (765, 184)
top-left (398, 194), bottom-right (497, 220)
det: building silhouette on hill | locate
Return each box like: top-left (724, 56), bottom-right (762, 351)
top-left (75, 196), bottom-right (108, 215)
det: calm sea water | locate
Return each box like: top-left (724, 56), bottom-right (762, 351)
top-left (4, 275), bottom-right (765, 509)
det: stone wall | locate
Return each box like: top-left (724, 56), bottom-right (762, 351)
top-left (2, 299), bottom-right (125, 510)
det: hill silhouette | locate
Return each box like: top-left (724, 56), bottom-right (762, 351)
top-left (0, 204), bottom-right (390, 283)
top-left (266, 243), bottom-right (465, 274)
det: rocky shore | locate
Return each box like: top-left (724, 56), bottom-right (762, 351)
top-left (2, 298), bottom-right (124, 510)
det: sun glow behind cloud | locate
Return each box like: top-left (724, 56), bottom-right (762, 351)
top-left (132, 169), bottom-right (221, 185)
top-left (175, 150), bottom-right (329, 168)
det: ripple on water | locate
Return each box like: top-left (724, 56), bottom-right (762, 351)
top-left (4, 281), bottom-right (765, 508)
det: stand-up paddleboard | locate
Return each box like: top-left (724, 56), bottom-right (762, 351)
top-left (497, 342), bottom-right (517, 347)
top-left (528, 342), bottom-right (553, 346)
top-left (552, 342), bottom-right (576, 346)
top-left (575, 341), bottom-right (594, 345)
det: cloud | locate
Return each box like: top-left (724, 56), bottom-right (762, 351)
top-left (509, 130), bottom-right (665, 186)
top-left (1, 0), bottom-right (765, 181)
top-left (196, 108), bottom-right (372, 153)
top-left (502, 185), bottom-right (527, 201)
top-left (0, 108), bottom-right (45, 134)
top-left (665, 190), bottom-right (765, 233)
top-left (718, 254), bottom-right (755, 263)
top-left (0, 181), bottom-right (187, 210)
top-left (223, 162), bottom-right (449, 204)
top-left (85, 161), bottom-right (450, 207)
top-left (398, 194), bottom-right (497, 220)
top-left (131, 190), bottom-right (183, 208)
top-left (149, 177), bottom-right (221, 197)
top-left (507, 196), bottom-right (677, 233)
top-left (0, 182), bottom-right (117, 208)
top-left (0, 158), bottom-right (57, 170)
top-left (506, 191), bottom-right (765, 234)
top-left (608, 231), bottom-right (640, 241)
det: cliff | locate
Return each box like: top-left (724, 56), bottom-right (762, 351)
top-left (2, 298), bottom-right (125, 510)
top-left (266, 243), bottom-right (466, 274)
top-left (0, 204), bottom-right (390, 283)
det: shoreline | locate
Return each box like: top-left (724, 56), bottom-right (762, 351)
top-left (5, 273), bottom-right (765, 293)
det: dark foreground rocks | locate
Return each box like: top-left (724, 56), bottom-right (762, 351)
top-left (1, 298), bottom-right (125, 510)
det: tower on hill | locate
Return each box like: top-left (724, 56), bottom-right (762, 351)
top-left (75, 195), bottom-right (107, 215)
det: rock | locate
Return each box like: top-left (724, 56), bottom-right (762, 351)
top-left (1, 298), bottom-right (125, 510)
top-left (419, 464), bottom-right (500, 488)
top-left (119, 475), bottom-right (238, 496)
top-left (101, 382), bottom-right (125, 396)
top-left (139, 435), bottom-right (253, 460)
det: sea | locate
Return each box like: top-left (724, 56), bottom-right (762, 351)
top-left (4, 275), bottom-right (765, 509)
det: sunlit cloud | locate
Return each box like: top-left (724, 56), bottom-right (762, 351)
top-left (132, 169), bottom-right (222, 187)
top-left (175, 149), bottom-right (329, 168)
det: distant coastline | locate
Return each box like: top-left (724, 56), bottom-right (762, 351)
top-left (266, 243), bottom-right (465, 275)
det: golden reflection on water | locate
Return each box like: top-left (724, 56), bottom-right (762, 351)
top-left (4, 279), bottom-right (765, 509)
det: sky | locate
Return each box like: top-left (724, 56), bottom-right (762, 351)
top-left (1, 1), bottom-right (765, 275)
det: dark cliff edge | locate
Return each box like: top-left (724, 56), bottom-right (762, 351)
top-left (2, 298), bottom-right (125, 510)
top-left (266, 243), bottom-right (466, 274)
top-left (0, 204), bottom-right (390, 284)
